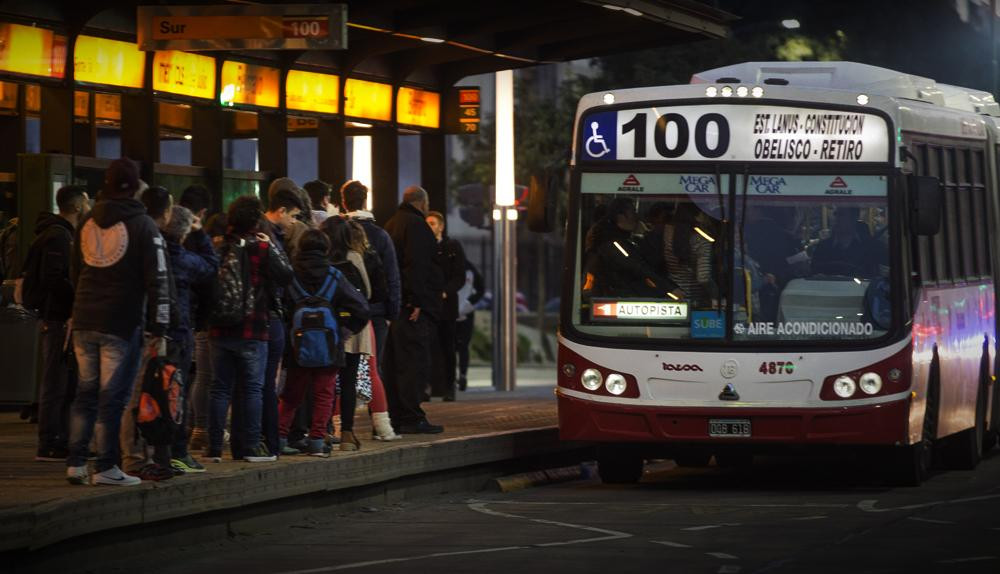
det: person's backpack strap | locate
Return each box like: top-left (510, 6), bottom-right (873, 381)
top-left (288, 277), bottom-right (309, 302)
top-left (316, 267), bottom-right (339, 301)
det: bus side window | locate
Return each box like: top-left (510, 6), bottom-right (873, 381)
top-left (970, 149), bottom-right (989, 278)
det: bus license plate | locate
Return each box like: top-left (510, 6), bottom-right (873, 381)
top-left (709, 419), bottom-right (751, 438)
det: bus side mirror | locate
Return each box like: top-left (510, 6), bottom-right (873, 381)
top-left (527, 173), bottom-right (555, 233)
top-left (909, 175), bottom-right (942, 236)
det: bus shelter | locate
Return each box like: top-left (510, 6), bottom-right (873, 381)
top-left (0, 0), bottom-right (734, 399)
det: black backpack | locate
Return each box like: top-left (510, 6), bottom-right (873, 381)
top-left (362, 247), bottom-right (388, 304)
top-left (209, 236), bottom-right (254, 326)
top-left (19, 225), bottom-right (72, 311)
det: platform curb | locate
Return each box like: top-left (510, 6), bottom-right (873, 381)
top-left (0, 426), bottom-right (567, 553)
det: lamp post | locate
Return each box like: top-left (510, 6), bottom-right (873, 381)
top-left (492, 69), bottom-right (517, 392)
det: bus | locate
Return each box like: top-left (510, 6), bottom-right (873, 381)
top-left (557, 61), bottom-right (1000, 486)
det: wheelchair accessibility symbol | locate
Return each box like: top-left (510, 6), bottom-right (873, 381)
top-left (585, 121), bottom-right (611, 158)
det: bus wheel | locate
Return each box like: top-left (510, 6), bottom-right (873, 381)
top-left (887, 440), bottom-right (932, 486)
top-left (596, 445), bottom-right (644, 484)
top-left (943, 379), bottom-right (986, 470)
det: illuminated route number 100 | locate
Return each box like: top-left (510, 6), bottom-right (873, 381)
top-left (620, 112), bottom-right (730, 159)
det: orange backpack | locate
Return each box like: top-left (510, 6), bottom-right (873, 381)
top-left (135, 355), bottom-right (182, 445)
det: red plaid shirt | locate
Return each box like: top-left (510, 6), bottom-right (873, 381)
top-left (210, 238), bottom-right (278, 341)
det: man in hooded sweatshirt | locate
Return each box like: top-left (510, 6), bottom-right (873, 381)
top-left (65, 158), bottom-right (170, 486)
top-left (24, 185), bottom-right (89, 461)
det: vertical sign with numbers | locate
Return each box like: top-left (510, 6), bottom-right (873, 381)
top-left (444, 86), bottom-right (480, 134)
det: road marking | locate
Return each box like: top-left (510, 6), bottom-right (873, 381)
top-left (707, 552), bottom-right (739, 559)
top-left (275, 546), bottom-right (531, 573)
top-left (273, 502), bottom-right (633, 573)
top-left (858, 493), bottom-right (1000, 513)
top-left (790, 515), bottom-right (827, 521)
top-left (466, 499), bottom-right (848, 509)
top-left (683, 523), bottom-right (741, 531)
top-left (718, 566), bottom-right (742, 574)
top-left (651, 540), bottom-right (692, 548)
top-left (907, 516), bottom-right (954, 525)
top-left (937, 556), bottom-right (997, 564)
top-left (469, 502), bottom-right (633, 546)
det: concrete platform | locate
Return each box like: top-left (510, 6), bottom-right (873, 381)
top-left (0, 367), bottom-right (564, 553)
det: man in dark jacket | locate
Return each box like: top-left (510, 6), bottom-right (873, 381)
top-left (207, 196), bottom-right (294, 463)
top-left (66, 158), bottom-right (170, 487)
top-left (25, 185), bottom-right (89, 461)
top-left (425, 211), bottom-right (467, 401)
top-left (382, 186), bottom-right (445, 434)
top-left (341, 180), bottom-right (401, 374)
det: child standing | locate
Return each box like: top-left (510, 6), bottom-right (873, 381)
top-left (278, 229), bottom-right (368, 456)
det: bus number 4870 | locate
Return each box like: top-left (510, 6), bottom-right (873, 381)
top-left (759, 361), bottom-right (794, 375)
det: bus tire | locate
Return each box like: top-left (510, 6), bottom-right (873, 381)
top-left (596, 445), bottom-right (644, 484)
top-left (943, 372), bottom-right (986, 470)
top-left (889, 366), bottom-right (938, 486)
top-left (984, 349), bottom-right (999, 453)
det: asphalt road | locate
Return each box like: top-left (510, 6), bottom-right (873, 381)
top-left (141, 450), bottom-right (1000, 574)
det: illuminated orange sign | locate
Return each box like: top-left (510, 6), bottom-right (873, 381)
top-left (74, 91), bottom-right (89, 119)
top-left (0, 22), bottom-right (66, 79)
top-left (0, 82), bottom-right (17, 112)
top-left (74, 35), bottom-right (145, 88)
top-left (286, 69), bottom-right (339, 115)
top-left (95, 93), bottom-right (121, 121)
top-left (397, 87), bottom-right (440, 128)
top-left (220, 60), bottom-right (279, 108)
top-left (24, 84), bottom-right (39, 113)
top-left (344, 78), bottom-right (391, 121)
top-left (153, 50), bottom-right (215, 99)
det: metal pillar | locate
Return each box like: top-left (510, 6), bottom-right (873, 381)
top-left (491, 207), bottom-right (517, 391)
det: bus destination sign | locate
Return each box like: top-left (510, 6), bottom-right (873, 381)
top-left (591, 299), bottom-right (689, 323)
top-left (137, 4), bottom-right (346, 51)
top-left (580, 105), bottom-right (889, 163)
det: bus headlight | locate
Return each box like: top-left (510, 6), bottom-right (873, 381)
top-left (859, 372), bottom-right (883, 395)
top-left (581, 368), bottom-right (602, 391)
top-left (833, 375), bottom-right (857, 398)
top-left (605, 373), bottom-right (627, 395)
top-left (561, 363), bottom-right (576, 378)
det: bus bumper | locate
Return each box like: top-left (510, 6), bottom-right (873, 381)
top-left (557, 391), bottom-right (910, 446)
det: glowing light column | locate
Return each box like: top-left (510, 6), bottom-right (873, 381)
top-left (493, 70), bottom-right (517, 392)
top-left (352, 135), bottom-right (373, 211)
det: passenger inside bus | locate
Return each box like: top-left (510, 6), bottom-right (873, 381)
top-left (583, 197), bottom-right (681, 299)
top-left (662, 202), bottom-right (718, 308)
top-left (811, 206), bottom-right (883, 278)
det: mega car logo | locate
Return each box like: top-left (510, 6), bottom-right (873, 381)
top-left (618, 174), bottom-right (643, 192)
top-left (680, 175), bottom-right (715, 194)
top-left (663, 363), bottom-right (703, 372)
top-left (825, 176), bottom-right (852, 195)
top-left (750, 176), bottom-right (787, 194)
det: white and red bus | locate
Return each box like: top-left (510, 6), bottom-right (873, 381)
top-left (557, 61), bottom-right (999, 485)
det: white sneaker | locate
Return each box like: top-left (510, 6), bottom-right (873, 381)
top-left (91, 465), bottom-right (142, 486)
top-left (66, 465), bottom-right (89, 485)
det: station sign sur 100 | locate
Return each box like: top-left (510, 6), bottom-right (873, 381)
top-left (580, 105), bottom-right (888, 163)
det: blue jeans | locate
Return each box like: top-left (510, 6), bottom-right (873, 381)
top-left (230, 321), bottom-right (282, 457)
top-left (67, 328), bottom-right (142, 471)
top-left (208, 337), bottom-right (266, 457)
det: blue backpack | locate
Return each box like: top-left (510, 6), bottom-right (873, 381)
top-left (289, 268), bottom-right (342, 368)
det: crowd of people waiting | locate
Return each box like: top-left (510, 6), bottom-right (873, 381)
top-left (10, 157), bottom-right (484, 486)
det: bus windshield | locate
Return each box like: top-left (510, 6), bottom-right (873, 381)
top-left (573, 172), bottom-right (891, 342)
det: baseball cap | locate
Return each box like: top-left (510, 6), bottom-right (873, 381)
top-left (104, 158), bottom-right (140, 196)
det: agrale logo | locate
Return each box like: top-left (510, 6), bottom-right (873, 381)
top-left (825, 176), bottom-right (852, 195)
top-left (618, 174), bottom-right (643, 192)
top-left (663, 363), bottom-right (703, 372)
